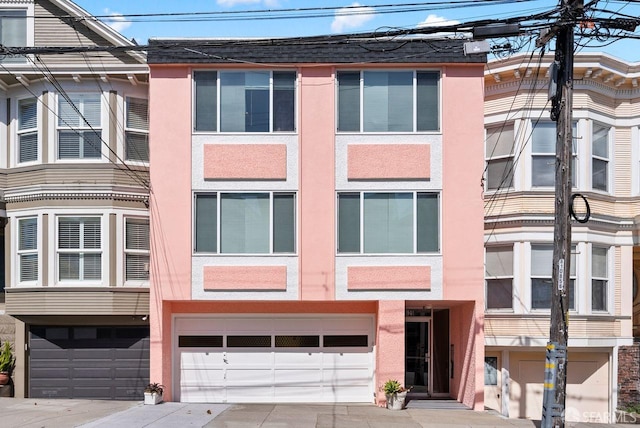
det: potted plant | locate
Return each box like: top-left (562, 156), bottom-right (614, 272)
top-left (144, 382), bottom-right (164, 405)
top-left (0, 341), bottom-right (14, 386)
top-left (381, 379), bottom-right (410, 410)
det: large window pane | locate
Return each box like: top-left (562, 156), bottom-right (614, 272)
top-left (195, 194), bottom-right (217, 253)
top-left (487, 158), bottom-right (514, 190)
top-left (416, 71), bottom-right (439, 131)
top-left (486, 246), bottom-right (513, 310)
top-left (531, 244), bottom-right (576, 310)
top-left (220, 193), bottom-right (269, 253)
top-left (194, 71), bottom-right (217, 131)
top-left (221, 71), bottom-right (270, 132)
top-left (592, 158), bottom-right (607, 191)
top-left (363, 193), bottom-right (412, 253)
top-left (363, 71), bottom-right (412, 132)
top-left (592, 246), bottom-right (608, 311)
top-left (273, 193), bottom-right (295, 253)
top-left (337, 193), bottom-right (360, 253)
top-left (0, 11), bottom-right (27, 64)
top-left (337, 72), bottom-right (360, 132)
top-left (487, 279), bottom-right (513, 309)
top-left (417, 193), bottom-right (439, 252)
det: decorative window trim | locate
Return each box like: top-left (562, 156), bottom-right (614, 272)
top-left (124, 216), bottom-right (150, 284)
top-left (55, 93), bottom-right (105, 162)
top-left (56, 215), bottom-right (103, 285)
top-left (16, 216), bottom-right (38, 285)
top-left (125, 96), bottom-right (149, 163)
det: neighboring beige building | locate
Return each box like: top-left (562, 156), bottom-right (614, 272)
top-left (483, 52), bottom-right (639, 423)
top-left (0, 0), bottom-right (149, 398)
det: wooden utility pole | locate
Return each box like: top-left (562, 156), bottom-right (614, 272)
top-left (541, 1), bottom-right (582, 427)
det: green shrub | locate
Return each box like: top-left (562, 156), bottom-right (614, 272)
top-left (0, 342), bottom-right (14, 373)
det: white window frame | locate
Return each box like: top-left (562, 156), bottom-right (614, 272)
top-left (193, 191), bottom-right (297, 255)
top-left (336, 69), bottom-right (441, 133)
top-left (336, 191), bottom-right (440, 255)
top-left (56, 215), bottom-right (103, 284)
top-left (124, 216), bottom-right (150, 284)
top-left (591, 122), bottom-right (611, 192)
top-left (56, 93), bottom-right (104, 161)
top-left (192, 70), bottom-right (297, 133)
top-left (16, 95), bottom-right (39, 165)
top-left (0, 4), bottom-right (34, 64)
top-left (485, 123), bottom-right (515, 192)
top-left (485, 244), bottom-right (514, 311)
top-left (530, 243), bottom-right (576, 312)
top-left (124, 96), bottom-right (149, 163)
top-left (530, 120), bottom-right (577, 188)
top-left (590, 245), bottom-right (610, 313)
top-left (16, 216), bottom-right (38, 285)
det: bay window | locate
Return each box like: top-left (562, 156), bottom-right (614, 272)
top-left (57, 94), bottom-right (102, 159)
top-left (485, 124), bottom-right (514, 190)
top-left (57, 217), bottom-right (102, 281)
top-left (18, 97), bottom-right (38, 163)
top-left (125, 218), bottom-right (150, 281)
top-left (193, 70), bottom-right (296, 132)
top-left (194, 192), bottom-right (296, 254)
top-left (531, 244), bottom-right (575, 310)
top-left (337, 192), bottom-right (439, 254)
top-left (592, 124), bottom-right (609, 191)
top-left (485, 245), bottom-right (513, 310)
top-left (125, 97), bottom-right (149, 162)
top-left (337, 70), bottom-right (439, 132)
top-left (591, 246), bottom-right (608, 311)
top-left (18, 217), bottom-right (37, 282)
top-left (531, 121), bottom-right (576, 187)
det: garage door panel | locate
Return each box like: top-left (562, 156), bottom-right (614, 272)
top-left (71, 367), bottom-right (112, 378)
top-left (322, 369), bottom-right (371, 385)
top-left (274, 369), bottom-right (322, 385)
top-left (329, 385), bottom-right (371, 401)
top-left (181, 351), bottom-right (225, 369)
top-left (226, 352), bottom-right (273, 366)
top-left (30, 365), bottom-right (72, 376)
top-left (322, 352), bottom-right (370, 368)
top-left (274, 386), bottom-right (323, 400)
top-left (29, 326), bottom-right (149, 400)
top-left (274, 352), bottom-right (321, 367)
top-left (181, 386), bottom-right (225, 402)
top-left (176, 316), bottom-right (374, 403)
top-left (227, 385), bottom-right (274, 401)
top-left (226, 369), bottom-right (273, 384)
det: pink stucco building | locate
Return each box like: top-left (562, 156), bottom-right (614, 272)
top-left (147, 37), bottom-right (486, 408)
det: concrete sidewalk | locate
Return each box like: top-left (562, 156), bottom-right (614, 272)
top-left (0, 398), bottom-right (633, 428)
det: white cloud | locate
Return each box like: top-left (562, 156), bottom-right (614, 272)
top-left (103, 8), bottom-right (132, 33)
top-left (417, 14), bottom-right (467, 38)
top-left (217, 0), bottom-right (280, 6)
top-left (418, 14), bottom-right (459, 28)
top-left (331, 2), bottom-right (376, 33)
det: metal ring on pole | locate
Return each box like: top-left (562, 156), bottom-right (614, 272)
top-left (570, 193), bottom-right (590, 223)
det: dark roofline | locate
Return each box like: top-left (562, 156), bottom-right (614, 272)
top-left (147, 37), bottom-right (486, 65)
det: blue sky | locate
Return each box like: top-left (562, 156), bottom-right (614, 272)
top-left (74, 0), bottom-right (640, 62)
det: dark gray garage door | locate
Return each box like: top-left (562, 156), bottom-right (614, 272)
top-left (29, 326), bottom-right (149, 400)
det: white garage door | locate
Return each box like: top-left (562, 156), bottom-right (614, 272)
top-left (510, 351), bottom-right (610, 422)
top-left (175, 316), bottom-right (375, 403)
